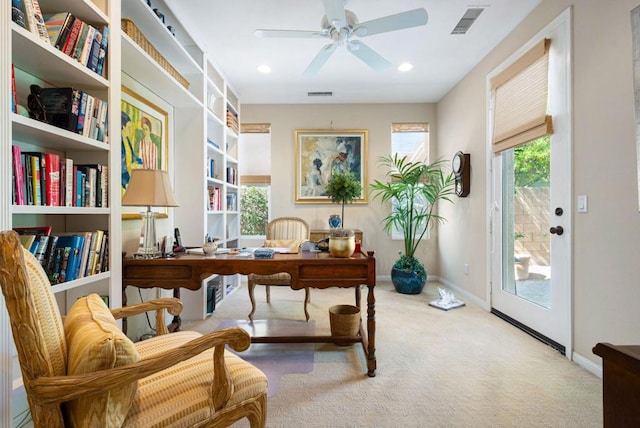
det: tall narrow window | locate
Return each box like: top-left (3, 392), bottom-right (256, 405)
top-left (391, 122), bottom-right (429, 162)
top-left (390, 122), bottom-right (430, 239)
top-left (239, 124), bottom-right (271, 237)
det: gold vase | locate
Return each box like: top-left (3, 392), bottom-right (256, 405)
top-left (329, 236), bottom-right (355, 258)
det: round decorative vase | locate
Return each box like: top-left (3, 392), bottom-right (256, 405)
top-left (328, 214), bottom-right (342, 228)
top-left (391, 267), bottom-right (427, 294)
top-left (329, 236), bottom-right (355, 258)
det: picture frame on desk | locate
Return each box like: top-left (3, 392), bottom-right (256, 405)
top-left (294, 129), bottom-right (368, 203)
top-left (121, 86), bottom-right (170, 220)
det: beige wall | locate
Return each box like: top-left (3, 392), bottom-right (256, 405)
top-left (438, 0), bottom-right (640, 364)
top-left (240, 103), bottom-right (439, 275)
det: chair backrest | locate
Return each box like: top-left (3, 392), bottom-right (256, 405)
top-left (0, 231), bottom-right (68, 425)
top-left (266, 217), bottom-right (310, 240)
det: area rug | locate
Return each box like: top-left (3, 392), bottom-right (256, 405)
top-left (215, 319), bottom-right (315, 397)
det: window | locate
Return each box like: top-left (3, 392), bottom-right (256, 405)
top-left (239, 124), bottom-right (271, 237)
top-left (391, 122), bottom-right (429, 162)
top-left (390, 122), bottom-right (430, 240)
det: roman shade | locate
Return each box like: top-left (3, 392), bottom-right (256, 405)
top-left (491, 38), bottom-right (553, 153)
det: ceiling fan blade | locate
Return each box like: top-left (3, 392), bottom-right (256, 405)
top-left (303, 43), bottom-right (338, 76)
top-left (347, 40), bottom-right (392, 72)
top-left (255, 29), bottom-right (326, 39)
top-left (322, 0), bottom-right (346, 28)
top-left (354, 8), bottom-right (428, 37)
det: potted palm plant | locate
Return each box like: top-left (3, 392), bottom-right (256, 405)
top-left (369, 154), bottom-right (455, 294)
top-left (325, 171), bottom-right (362, 257)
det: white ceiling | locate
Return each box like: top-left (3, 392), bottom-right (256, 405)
top-left (164, 0), bottom-right (541, 104)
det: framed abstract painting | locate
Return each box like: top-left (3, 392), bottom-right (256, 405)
top-left (294, 129), bottom-right (368, 203)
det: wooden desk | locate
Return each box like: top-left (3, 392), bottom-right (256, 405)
top-left (123, 250), bottom-right (377, 376)
top-left (310, 229), bottom-right (363, 243)
top-left (593, 343), bottom-right (640, 426)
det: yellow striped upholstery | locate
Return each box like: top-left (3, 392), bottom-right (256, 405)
top-left (21, 247), bottom-right (67, 377)
top-left (263, 239), bottom-right (303, 253)
top-left (124, 331), bottom-right (268, 427)
top-left (64, 294), bottom-right (139, 427)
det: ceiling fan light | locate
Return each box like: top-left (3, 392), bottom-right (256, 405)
top-left (398, 62), bottom-right (413, 72)
top-left (257, 64), bottom-right (271, 73)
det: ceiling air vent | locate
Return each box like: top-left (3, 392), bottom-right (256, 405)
top-left (307, 91), bottom-right (333, 97)
top-left (451, 7), bottom-right (484, 35)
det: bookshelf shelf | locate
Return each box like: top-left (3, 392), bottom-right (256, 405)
top-left (12, 23), bottom-right (110, 89)
top-left (12, 114), bottom-right (110, 151)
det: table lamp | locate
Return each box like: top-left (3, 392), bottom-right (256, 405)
top-left (122, 169), bottom-right (179, 258)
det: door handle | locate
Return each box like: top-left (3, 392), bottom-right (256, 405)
top-left (550, 226), bottom-right (564, 236)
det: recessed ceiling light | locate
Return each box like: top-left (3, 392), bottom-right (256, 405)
top-left (398, 63), bottom-right (413, 72)
top-left (257, 64), bottom-right (271, 73)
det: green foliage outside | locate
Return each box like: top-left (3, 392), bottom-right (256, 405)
top-left (240, 185), bottom-right (268, 235)
top-left (514, 135), bottom-right (550, 188)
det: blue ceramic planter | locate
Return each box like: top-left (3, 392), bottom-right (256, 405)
top-left (391, 267), bottom-right (427, 294)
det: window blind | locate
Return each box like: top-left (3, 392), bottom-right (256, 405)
top-left (240, 123), bottom-right (271, 134)
top-left (391, 122), bottom-right (429, 133)
top-left (491, 38), bottom-right (553, 153)
top-left (240, 175), bottom-right (271, 185)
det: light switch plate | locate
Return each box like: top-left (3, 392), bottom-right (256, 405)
top-left (577, 195), bottom-right (588, 213)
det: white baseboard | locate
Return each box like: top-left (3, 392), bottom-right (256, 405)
top-left (572, 351), bottom-right (602, 378)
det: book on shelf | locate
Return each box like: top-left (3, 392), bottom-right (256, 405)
top-left (22, 153), bottom-right (33, 205)
top-left (24, 152), bottom-right (43, 205)
top-left (78, 25), bottom-right (96, 67)
top-left (12, 145), bottom-right (25, 205)
top-left (96, 25), bottom-right (109, 76)
top-left (54, 234), bottom-right (86, 283)
top-left (22, 0), bottom-right (51, 45)
top-left (71, 22), bottom-right (89, 61)
top-left (17, 234), bottom-right (36, 253)
top-left (64, 158), bottom-right (74, 207)
top-left (40, 87), bottom-right (80, 133)
top-left (44, 152), bottom-right (60, 206)
top-left (52, 13), bottom-right (76, 50)
top-left (11, 0), bottom-right (27, 29)
top-left (33, 234), bottom-right (50, 265)
top-left (61, 17), bottom-right (82, 56)
top-left (86, 27), bottom-right (102, 72)
top-left (43, 12), bottom-right (70, 46)
top-left (11, 64), bottom-right (17, 114)
top-left (42, 234), bottom-right (58, 273)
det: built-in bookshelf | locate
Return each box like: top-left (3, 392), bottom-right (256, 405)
top-left (122, 0), bottom-right (241, 320)
top-left (2, 0), bottom-right (121, 425)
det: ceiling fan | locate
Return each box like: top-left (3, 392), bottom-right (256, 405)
top-left (254, 0), bottom-right (429, 76)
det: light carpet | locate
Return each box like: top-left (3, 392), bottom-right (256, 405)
top-left (182, 281), bottom-right (602, 427)
top-left (215, 319), bottom-right (315, 397)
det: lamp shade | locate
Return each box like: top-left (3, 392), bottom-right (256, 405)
top-left (122, 169), bottom-right (179, 207)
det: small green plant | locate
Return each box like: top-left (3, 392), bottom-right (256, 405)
top-left (515, 231), bottom-right (526, 240)
top-left (325, 171), bottom-right (362, 228)
top-left (393, 253), bottom-right (426, 277)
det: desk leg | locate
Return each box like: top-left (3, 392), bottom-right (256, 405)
top-left (366, 284), bottom-right (377, 377)
top-left (168, 288), bottom-right (182, 332)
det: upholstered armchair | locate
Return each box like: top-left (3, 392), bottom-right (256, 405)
top-left (0, 230), bottom-right (267, 427)
top-left (248, 217), bottom-right (310, 321)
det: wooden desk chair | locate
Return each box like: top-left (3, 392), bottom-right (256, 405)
top-left (248, 217), bottom-right (311, 321)
top-left (0, 230), bottom-right (267, 428)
